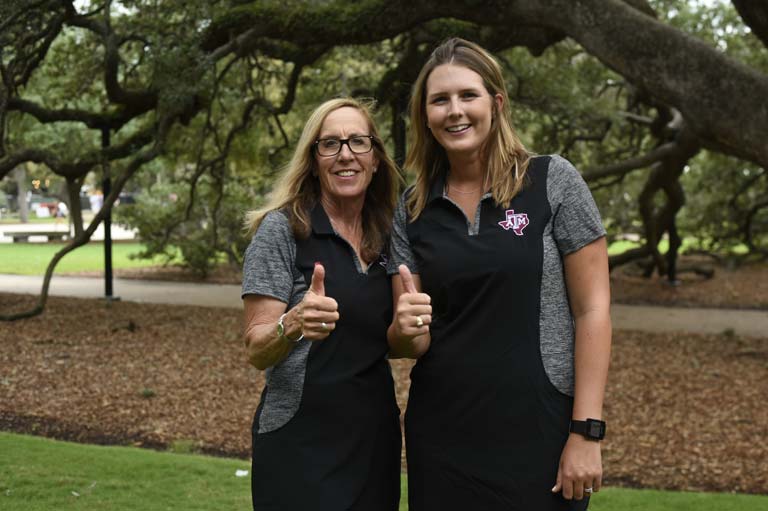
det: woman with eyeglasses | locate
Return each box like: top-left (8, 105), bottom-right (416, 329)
top-left (387, 38), bottom-right (611, 510)
top-left (242, 98), bottom-right (402, 510)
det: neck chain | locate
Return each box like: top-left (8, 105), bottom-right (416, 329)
top-left (448, 184), bottom-right (482, 194)
top-left (447, 173), bottom-right (488, 195)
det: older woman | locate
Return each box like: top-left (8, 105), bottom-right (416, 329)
top-left (388, 38), bottom-right (611, 510)
top-left (242, 98), bottom-right (402, 511)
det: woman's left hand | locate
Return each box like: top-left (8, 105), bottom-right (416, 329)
top-left (551, 434), bottom-right (602, 500)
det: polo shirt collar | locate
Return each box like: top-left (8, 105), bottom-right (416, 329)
top-left (310, 202), bottom-right (335, 235)
top-left (425, 168), bottom-right (493, 204)
top-left (426, 169), bottom-right (448, 204)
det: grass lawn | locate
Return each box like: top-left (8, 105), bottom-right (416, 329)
top-left (0, 242), bottom-right (170, 275)
top-left (0, 432), bottom-right (251, 511)
top-left (607, 238), bottom-right (749, 256)
top-left (0, 216), bottom-right (59, 224)
top-left (1, 433), bottom-right (765, 511)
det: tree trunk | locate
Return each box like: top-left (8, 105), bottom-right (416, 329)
top-left (13, 165), bottom-right (29, 223)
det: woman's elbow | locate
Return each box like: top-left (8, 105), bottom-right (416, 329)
top-left (244, 334), bottom-right (270, 370)
top-left (249, 358), bottom-right (270, 371)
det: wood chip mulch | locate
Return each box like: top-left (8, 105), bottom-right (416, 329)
top-left (1, 292), bottom-right (766, 494)
top-left (609, 258), bottom-right (768, 310)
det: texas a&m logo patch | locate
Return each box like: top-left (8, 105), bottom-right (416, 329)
top-left (498, 209), bottom-right (529, 236)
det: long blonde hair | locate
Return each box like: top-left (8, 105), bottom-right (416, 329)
top-left (405, 38), bottom-right (532, 219)
top-left (245, 98), bottom-right (401, 262)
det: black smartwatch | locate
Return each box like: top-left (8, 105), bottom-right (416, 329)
top-left (569, 418), bottom-right (606, 441)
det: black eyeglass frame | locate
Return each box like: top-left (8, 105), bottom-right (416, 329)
top-left (313, 135), bottom-right (377, 157)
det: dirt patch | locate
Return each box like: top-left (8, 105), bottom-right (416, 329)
top-left (610, 258), bottom-right (768, 310)
top-left (1, 293), bottom-right (766, 494)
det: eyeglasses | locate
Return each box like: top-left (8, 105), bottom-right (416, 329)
top-left (314, 136), bottom-right (375, 157)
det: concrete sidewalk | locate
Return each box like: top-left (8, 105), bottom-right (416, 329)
top-left (0, 273), bottom-right (240, 309)
top-left (1, 274), bottom-right (766, 337)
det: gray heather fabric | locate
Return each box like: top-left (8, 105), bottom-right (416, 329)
top-left (241, 210), bottom-right (310, 433)
top-left (386, 188), bottom-right (418, 275)
top-left (387, 155), bottom-right (605, 396)
top-left (540, 155), bottom-right (606, 395)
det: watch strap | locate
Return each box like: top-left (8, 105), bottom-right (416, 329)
top-left (570, 418), bottom-right (606, 441)
top-left (278, 313), bottom-right (304, 343)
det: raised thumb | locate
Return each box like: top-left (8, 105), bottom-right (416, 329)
top-left (310, 262), bottom-right (325, 296)
top-left (398, 264), bottom-right (417, 294)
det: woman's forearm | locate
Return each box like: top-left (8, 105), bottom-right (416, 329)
top-left (571, 310), bottom-right (612, 420)
top-left (244, 307), bottom-right (301, 370)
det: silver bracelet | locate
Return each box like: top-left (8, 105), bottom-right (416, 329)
top-left (277, 313), bottom-right (304, 343)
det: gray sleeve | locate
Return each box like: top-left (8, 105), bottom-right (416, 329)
top-left (241, 210), bottom-right (310, 434)
top-left (241, 210), bottom-right (297, 302)
top-left (387, 189), bottom-right (418, 275)
top-left (548, 155), bottom-right (606, 255)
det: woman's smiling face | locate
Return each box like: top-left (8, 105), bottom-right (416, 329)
top-left (424, 63), bottom-right (502, 160)
top-left (314, 106), bottom-right (378, 204)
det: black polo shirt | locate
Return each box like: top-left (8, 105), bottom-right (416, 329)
top-left (388, 154), bottom-right (605, 396)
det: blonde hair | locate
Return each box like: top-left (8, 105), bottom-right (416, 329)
top-left (245, 98), bottom-right (401, 262)
top-left (405, 38), bottom-right (532, 219)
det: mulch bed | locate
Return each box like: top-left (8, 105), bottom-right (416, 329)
top-left (1, 292), bottom-right (766, 494)
top-left (609, 257), bottom-right (768, 310)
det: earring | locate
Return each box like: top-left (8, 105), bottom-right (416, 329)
top-left (373, 166), bottom-right (378, 173)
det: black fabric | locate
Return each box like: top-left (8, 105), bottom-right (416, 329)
top-left (404, 156), bottom-right (589, 510)
top-left (250, 204), bottom-right (400, 511)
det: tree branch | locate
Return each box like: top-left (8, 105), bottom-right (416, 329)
top-left (732, 0), bottom-right (768, 49)
top-left (6, 97), bottom-right (138, 131)
top-left (202, 0), bottom-right (768, 168)
top-left (582, 141), bottom-right (679, 182)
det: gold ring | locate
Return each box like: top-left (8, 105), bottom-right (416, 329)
top-left (415, 316), bottom-right (424, 327)
top-left (321, 322), bottom-right (329, 331)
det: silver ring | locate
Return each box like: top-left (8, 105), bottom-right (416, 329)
top-left (415, 316), bottom-right (424, 327)
top-left (321, 322), bottom-right (329, 331)
top-left (584, 487), bottom-right (593, 494)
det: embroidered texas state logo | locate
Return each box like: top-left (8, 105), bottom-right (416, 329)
top-left (498, 209), bottom-right (529, 236)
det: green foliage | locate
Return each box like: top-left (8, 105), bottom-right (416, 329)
top-left (114, 175), bottom-right (258, 276)
top-left (679, 152), bottom-right (767, 257)
top-left (651, 0), bottom-right (768, 72)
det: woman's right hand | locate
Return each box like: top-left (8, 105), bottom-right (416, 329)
top-left (393, 264), bottom-right (432, 340)
top-left (292, 263), bottom-right (339, 341)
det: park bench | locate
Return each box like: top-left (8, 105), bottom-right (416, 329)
top-left (1, 230), bottom-right (69, 243)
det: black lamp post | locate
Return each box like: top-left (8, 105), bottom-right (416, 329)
top-left (101, 127), bottom-right (118, 301)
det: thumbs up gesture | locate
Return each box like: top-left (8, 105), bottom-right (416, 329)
top-left (309, 262), bottom-right (326, 296)
top-left (298, 263), bottom-right (339, 340)
top-left (394, 264), bottom-right (432, 339)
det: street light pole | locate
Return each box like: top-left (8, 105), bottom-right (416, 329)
top-left (101, 127), bottom-right (117, 301)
